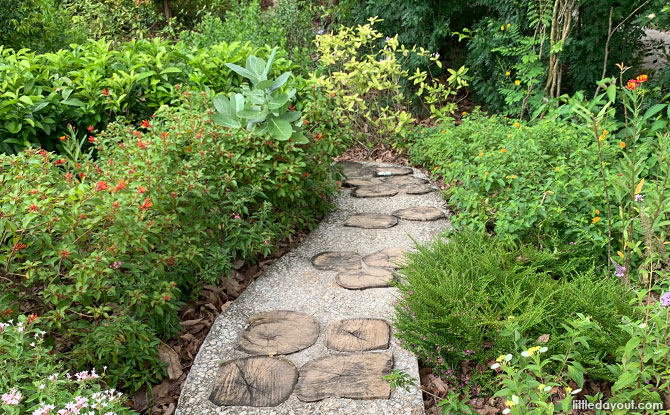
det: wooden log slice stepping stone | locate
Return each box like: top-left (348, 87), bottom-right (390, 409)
top-left (392, 206), bottom-right (446, 221)
top-left (405, 184), bottom-right (435, 195)
top-left (325, 319), bottom-right (391, 352)
top-left (342, 177), bottom-right (385, 187)
top-left (344, 213), bottom-right (398, 229)
top-left (352, 185), bottom-right (399, 198)
top-left (237, 311), bottom-right (319, 356)
top-left (363, 248), bottom-right (408, 269)
top-left (336, 268), bottom-right (394, 289)
top-left (335, 161), bottom-right (376, 178)
top-left (209, 357), bottom-right (298, 407)
top-left (385, 175), bottom-right (428, 186)
top-left (294, 352), bottom-right (393, 402)
top-left (374, 166), bottom-right (413, 176)
top-left (311, 251), bottom-right (362, 271)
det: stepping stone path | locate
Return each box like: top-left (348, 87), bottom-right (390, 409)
top-left (325, 319), bottom-right (391, 352)
top-left (177, 161), bottom-right (450, 415)
top-left (335, 268), bottom-right (395, 290)
top-left (344, 213), bottom-right (398, 229)
top-left (237, 311), bottom-right (319, 356)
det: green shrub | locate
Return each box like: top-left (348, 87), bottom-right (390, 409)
top-left (0, 315), bottom-right (136, 415)
top-left (393, 231), bottom-right (634, 387)
top-left (0, 0), bottom-right (85, 53)
top-left (0, 86), bottom-right (343, 392)
top-left (409, 113), bottom-right (624, 254)
top-left (180, 0), bottom-right (316, 68)
top-left (0, 38), bottom-right (293, 154)
top-left (63, 0), bottom-right (162, 41)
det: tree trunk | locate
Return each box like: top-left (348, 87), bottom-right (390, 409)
top-left (162, 0), bottom-right (172, 20)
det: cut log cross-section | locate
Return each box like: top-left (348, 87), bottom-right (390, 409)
top-left (295, 352), bottom-right (394, 402)
top-left (335, 268), bottom-right (394, 290)
top-left (209, 357), bottom-right (298, 407)
top-left (344, 213), bottom-right (398, 229)
top-left (363, 248), bottom-right (408, 269)
top-left (311, 251), bottom-right (362, 271)
top-left (237, 311), bottom-right (319, 356)
top-left (325, 319), bottom-right (390, 352)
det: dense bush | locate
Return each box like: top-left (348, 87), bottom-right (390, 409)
top-left (0, 86), bottom-right (343, 391)
top-left (0, 0), bottom-right (84, 53)
top-left (0, 39), bottom-right (292, 153)
top-left (0, 315), bottom-right (136, 415)
top-left (409, 114), bottom-right (619, 251)
top-left (180, 0), bottom-right (316, 68)
top-left (393, 231), bottom-right (634, 389)
top-left (63, 0), bottom-right (163, 41)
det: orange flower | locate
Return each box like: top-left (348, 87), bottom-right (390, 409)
top-left (138, 185), bottom-right (147, 194)
top-left (141, 119), bottom-right (151, 129)
top-left (95, 181), bottom-right (110, 191)
top-left (626, 80), bottom-right (639, 90)
top-left (513, 122), bottom-right (520, 128)
top-left (619, 141), bottom-right (626, 148)
top-left (60, 249), bottom-right (71, 258)
top-left (139, 197), bottom-right (153, 210)
top-left (636, 74), bottom-right (648, 82)
top-left (501, 148), bottom-right (507, 153)
top-left (592, 216), bottom-right (600, 224)
top-left (28, 202), bottom-right (39, 212)
top-left (59, 136), bottom-right (67, 141)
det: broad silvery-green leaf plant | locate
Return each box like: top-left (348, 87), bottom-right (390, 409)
top-left (212, 47), bottom-right (308, 144)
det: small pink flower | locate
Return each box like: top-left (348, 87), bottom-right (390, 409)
top-left (1, 388), bottom-right (22, 405)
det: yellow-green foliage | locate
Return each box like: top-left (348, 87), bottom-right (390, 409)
top-left (311, 17), bottom-right (469, 144)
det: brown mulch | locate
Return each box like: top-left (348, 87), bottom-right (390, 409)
top-left (132, 229), bottom-right (313, 415)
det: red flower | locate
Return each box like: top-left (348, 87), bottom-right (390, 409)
top-left (29, 189), bottom-right (39, 194)
top-left (60, 249), bottom-right (71, 258)
top-left (636, 74), bottom-right (648, 83)
top-left (139, 197), bottom-right (153, 210)
top-left (78, 172), bottom-right (86, 178)
top-left (95, 181), bottom-right (110, 191)
top-left (113, 201), bottom-right (120, 209)
top-left (626, 79), bottom-right (639, 90)
top-left (87, 125), bottom-right (94, 133)
top-left (112, 179), bottom-right (127, 193)
top-left (138, 185), bottom-right (147, 194)
top-left (28, 202), bottom-right (39, 212)
top-left (101, 89), bottom-right (110, 96)
top-left (14, 242), bottom-right (27, 250)
top-left (163, 295), bottom-right (171, 301)
top-left (88, 136), bottom-right (96, 143)
top-left (133, 131), bottom-right (142, 137)
top-left (316, 133), bottom-right (323, 140)
top-left (141, 119), bottom-right (151, 129)
top-left (136, 139), bottom-right (148, 149)
top-left (27, 313), bottom-right (38, 325)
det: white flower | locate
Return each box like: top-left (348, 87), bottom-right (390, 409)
top-left (491, 363), bottom-right (501, 369)
top-left (571, 388), bottom-right (582, 395)
top-left (648, 13), bottom-right (656, 19)
top-left (502, 409), bottom-right (511, 414)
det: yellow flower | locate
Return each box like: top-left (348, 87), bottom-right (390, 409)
top-left (526, 346), bottom-right (542, 356)
top-left (501, 25), bottom-right (505, 31)
top-left (514, 80), bottom-right (521, 86)
top-left (513, 122), bottom-right (520, 128)
top-left (592, 216), bottom-right (600, 224)
top-left (506, 400), bottom-right (516, 407)
top-left (505, 71), bottom-right (510, 76)
top-left (478, 151), bottom-right (484, 157)
top-left (511, 175), bottom-right (517, 179)
top-left (507, 134), bottom-right (511, 138)
top-left (595, 209), bottom-right (600, 215)
top-left (485, 171), bottom-right (489, 176)
top-left (619, 141), bottom-right (626, 148)
top-left (565, 387), bottom-right (573, 395)
top-left (462, 111), bottom-right (467, 115)
top-left (538, 384), bottom-right (546, 391)
top-left (554, 167), bottom-right (559, 172)
top-left (599, 134), bottom-right (605, 141)
top-left (496, 355), bottom-right (506, 362)
top-left (507, 23), bottom-right (511, 28)
top-left (434, 166), bottom-right (439, 170)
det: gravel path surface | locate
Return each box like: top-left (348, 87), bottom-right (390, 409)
top-left (176, 162), bottom-right (451, 415)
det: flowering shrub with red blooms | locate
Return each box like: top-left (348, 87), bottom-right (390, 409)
top-left (0, 89), bottom-right (343, 392)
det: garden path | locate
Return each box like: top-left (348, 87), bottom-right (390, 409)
top-left (176, 161), bottom-right (451, 415)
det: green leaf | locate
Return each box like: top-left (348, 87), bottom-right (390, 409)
top-left (18, 96), bottom-right (33, 106)
top-left (159, 67), bottom-right (182, 75)
top-left (270, 72), bottom-right (292, 92)
top-left (262, 47), bottom-right (278, 79)
top-left (611, 371), bottom-right (637, 394)
top-left (136, 71), bottom-right (157, 81)
top-left (211, 113), bottom-right (241, 129)
top-left (280, 111), bottom-right (301, 123)
top-left (226, 63), bottom-right (257, 83)
top-left (62, 98), bottom-right (85, 107)
top-left (606, 84), bottom-right (616, 103)
top-left (268, 93), bottom-right (290, 109)
top-left (290, 131), bottom-right (308, 144)
top-left (4, 120), bottom-right (21, 134)
top-left (268, 117), bottom-right (293, 141)
top-left (643, 104), bottom-right (666, 121)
